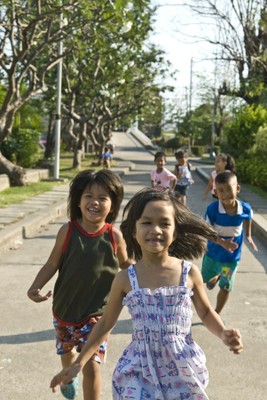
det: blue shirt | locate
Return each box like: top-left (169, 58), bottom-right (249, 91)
top-left (205, 200), bottom-right (253, 262)
top-left (175, 164), bottom-right (191, 186)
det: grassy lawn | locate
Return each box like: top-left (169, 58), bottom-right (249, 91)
top-left (0, 152), bottom-right (101, 208)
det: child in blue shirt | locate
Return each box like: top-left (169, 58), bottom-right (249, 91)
top-left (174, 150), bottom-right (194, 206)
top-left (202, 171), bottom-right (258, 315)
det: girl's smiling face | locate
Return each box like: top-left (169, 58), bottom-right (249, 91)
top-left (135, 200), bottom-right (176, 254)
top-left (79, 183), bottom-right (112, 226)
top-left (215, 156), bottom-right (227, 172)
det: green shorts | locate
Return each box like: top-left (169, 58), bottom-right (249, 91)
top-left (201, 254), bottom-right (239, 292)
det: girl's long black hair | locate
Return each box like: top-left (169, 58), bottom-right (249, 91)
top-left (121, 187), bottom-right (217, 261)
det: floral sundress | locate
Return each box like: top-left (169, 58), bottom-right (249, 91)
top-left (112, 262), bottom-right (209, 400)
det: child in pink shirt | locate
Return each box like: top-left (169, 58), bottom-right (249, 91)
top-left (151, 151), bottom-right (177, 192)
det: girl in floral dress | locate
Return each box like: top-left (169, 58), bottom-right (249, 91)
top-left (51, 188), bottom-right (243, 400)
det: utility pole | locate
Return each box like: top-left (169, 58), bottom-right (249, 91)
top-left (53, 11), bottom-right (63, 180)
top-left (189, 58), bottom-right (193, 112)
top-left (211, 56), bottom-right (218, 158)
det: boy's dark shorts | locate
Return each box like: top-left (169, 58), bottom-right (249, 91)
top-left (175, 184), bottom-right (189, 196)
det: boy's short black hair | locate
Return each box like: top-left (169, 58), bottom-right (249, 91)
top-left (215, 171), bottom-right (237, 185)
top-left (154, 151), bottom-right (166, 161)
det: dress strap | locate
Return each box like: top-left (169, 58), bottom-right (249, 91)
top-left (127, 265), bottom-right (139, 290)
top-left (180, 261), bottom-right (192, 287)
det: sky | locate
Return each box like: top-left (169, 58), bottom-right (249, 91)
top-left (150, 1), bottom-right (216, 106)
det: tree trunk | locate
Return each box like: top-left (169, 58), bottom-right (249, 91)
top-left (0, 152), bottom-right (27, 186)
top-left (44, 111), bottom-right (55, 159)
top-left (72, 139), bottom-right (83, 170)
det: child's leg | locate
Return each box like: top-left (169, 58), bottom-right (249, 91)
top-left (60, 351), bottom-right (76, 369)
top-left (82, 359), bottom-right (101, 400)
top-left (215, 262), bottom-right (239, 314)
top-left (215, 288), bottom-right (230, 314)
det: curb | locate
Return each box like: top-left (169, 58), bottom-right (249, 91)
top-left (0, 198), bottom-right (68, 254)
top-left (196, 167), bottom-right (267, 247)
top-left (0, 163), bottom-right (135, 255)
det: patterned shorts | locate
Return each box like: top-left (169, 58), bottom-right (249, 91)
top-left (201, 254), bottom-right (239, 292)
top-left (53, 316), bottom-right (107, 363)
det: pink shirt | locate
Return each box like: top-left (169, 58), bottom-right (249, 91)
top-left (151, 168), bottom-right (176, 190)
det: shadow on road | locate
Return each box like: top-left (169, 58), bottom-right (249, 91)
top-left (0, 329), bottom-right (55, 344)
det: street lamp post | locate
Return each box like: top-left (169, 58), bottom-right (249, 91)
top-left (53, 12), bottom-right (63, 180)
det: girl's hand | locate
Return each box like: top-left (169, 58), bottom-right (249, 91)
top-left (50, 364), bottom-right (81, 393)
top-left (27, 288), bottom-right (52, 302)
top-left (246, 236), bottom-right (258, 252)
top-left (220, 328), bottom-right (243, 354)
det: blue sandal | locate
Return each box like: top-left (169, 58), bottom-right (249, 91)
top-left (60, 377), bottom-right (78, 399)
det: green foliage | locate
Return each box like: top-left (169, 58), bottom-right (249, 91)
top-left (236, 156), bottom-right (267, 191)
top-left (191, 146), bottom-right (205, 156)
top-left (224, 105), bottom-right (267, 158)
top-left (249, 126), bottom-right (267, 156)
top-left (213, 145), bottom-right (221, 155)
top-left (1, 129), bottom-right (41, 168)
top-left (162, 136), bottom-right (181, 149)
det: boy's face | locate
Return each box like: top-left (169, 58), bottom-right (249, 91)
top-left (215, 176), bottom-right (240, 206)
top-left (155, 156), bottom-right (166, 169)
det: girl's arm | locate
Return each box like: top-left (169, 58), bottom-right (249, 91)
top-left (244, 219), bottom-right (258, 251)
top-left (170, 176), bottom-right (177, 191)
top-left (189, 264), bottom-right (243, 354)
top-left (202, 175), bottom-right (213, 200)
top-left (113, 227), bottom-right (134, 269)
top-left (50, 270), bottom-right (128, 392)
top-left (27, 223), bottom-right (68, 302)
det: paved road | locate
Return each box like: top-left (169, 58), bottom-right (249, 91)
top-left (0, 131), bottom-right (266, 399)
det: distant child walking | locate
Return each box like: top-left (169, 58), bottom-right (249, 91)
top-left (202, 153), bottom-right (236, 201)
top-left (50, 187), bottom-right (243, 400)
top-left (100, 146), bottom-right (112, 169)
top-left (28, 169), bottom-right (131, 400)
top-left (202, 171), bottom-right (258, 315)
top-left (174, 150), bottom-right (194, 205)
top-left (151, 151), bottom-right (177, 192)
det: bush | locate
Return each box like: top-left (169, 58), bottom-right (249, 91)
top-left (236, 156), bottom-right (267, 191)
top-left (163, 137), bottom-right (181, 149)
top-left (191, 146), bottom-right (205, 156)
top-left (1, 128), bottom-right (41, 167)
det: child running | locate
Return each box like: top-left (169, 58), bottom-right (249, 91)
top-left (202, 153), bottom-right (236, 201)
top-left (50, 187), bottom-right (243, 400)
top-left (202, 171), bottom-right (258, 315)
top-left (151, 151), bottom-right (177, 192)
top-left (174, 150), bottom-right (194, 205)
top-left (28, 169), bottom-right (131, 400)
